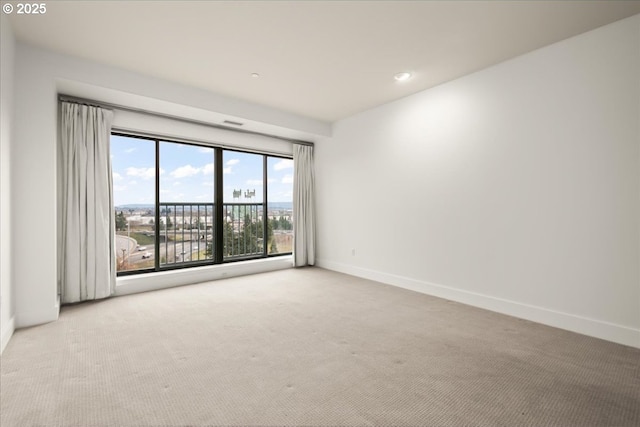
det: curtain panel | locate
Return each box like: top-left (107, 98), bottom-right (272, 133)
top-left (60, 102), bottom-right (115, 303)
top-left (293, 144), bottom-right (316, 267)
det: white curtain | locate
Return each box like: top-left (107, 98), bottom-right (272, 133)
top-left (293, 143), bottom-right (316, 267)
top-left (60, 102), bottom-right (115, 303)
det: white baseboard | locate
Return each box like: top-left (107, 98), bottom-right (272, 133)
top-left (1, 315), bottom-right (15, 354)
top-left (15, 304), bottom-right (60, 329)
top-left (316, 259), bottom-right (640, 349)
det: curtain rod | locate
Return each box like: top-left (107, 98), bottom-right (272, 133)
top-left (58, 94), bottom-right (315, 147)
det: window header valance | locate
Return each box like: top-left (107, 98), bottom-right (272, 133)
top-left (58, 95), bottom-right (314, 147)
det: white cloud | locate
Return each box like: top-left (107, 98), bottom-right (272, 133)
top-left (222, 159), bottom-right (239, 174)
top-left (202, 181), bottom-right (214, 187)
top-left (282, 174), bottom-right (293, 184)
top-left (202, 163), bottom-right (214, 175)
top-left (198, 147), bottom-right (213, 153)
top-left (125, 148), bottom-right (137, 153)
top-left (126, 167), bottom-right (155, 180)
top-left (246, 179), bottom-right (262, 186)
top-left (112, 172), bottom-right (123, 182)
top-left (274, 159), bottom-right (293, 171)
top-left (171, 164), bottom-right (200, 178)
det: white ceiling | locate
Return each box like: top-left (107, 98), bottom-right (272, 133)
top-left (8, 1), bottom-right (640, 123)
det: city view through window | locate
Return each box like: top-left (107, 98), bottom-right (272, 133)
top-left (111, 134), bottom-right (294, 274)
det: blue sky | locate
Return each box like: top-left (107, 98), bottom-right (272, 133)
top-left (111, 135), bottom-right (293, 206)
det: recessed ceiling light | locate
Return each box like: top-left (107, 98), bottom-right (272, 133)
top-left (251, 73), bottom-right (260, 78)
top-left (394, 72), bottom-right (412, 82)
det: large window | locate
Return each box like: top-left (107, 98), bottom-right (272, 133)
top-left (111, 133), bottom-right (293, 275)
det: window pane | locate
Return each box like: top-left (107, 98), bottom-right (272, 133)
top-left (159, 142), bottom-right (215, 266)
top-left (223, 151), bottom-right (264, 259)
top-left (112, 132), bottom-right (291, 276)
top-left (223, 151), bottom-right (264, 203)
top-left (111, 135), bottom-right (156, 273)
top-left (267, 157), bottom-right (294, 254)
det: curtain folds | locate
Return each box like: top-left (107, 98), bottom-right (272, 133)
top-left (293, 144), bottom-right (316, 267)
top-left (60, 102), bottom-right (115, 303)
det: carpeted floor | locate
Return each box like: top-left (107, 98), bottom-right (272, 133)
top-left (1, 267), bottom-right (639, 426)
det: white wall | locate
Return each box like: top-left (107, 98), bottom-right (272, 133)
top-left (1, 12), bottom-right (16, 353)
top-left (316, 15), bottom-right (640, 348)
top-left (11, 43), bottom-right (328, 330)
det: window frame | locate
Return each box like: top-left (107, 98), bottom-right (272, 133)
top-left (112, 131), bottom-right (293, 277)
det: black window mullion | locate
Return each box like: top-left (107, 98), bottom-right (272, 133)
top-left (154, 139), bottom-right (160, 270)
top-left (214, 149), bottom-right (223, 263)
top-left (263, 155), bottom-right (268, 256)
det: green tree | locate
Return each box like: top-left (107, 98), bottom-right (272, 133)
top-left (276, 216), bottom-right (292, 231)
top-left (207, 216), bottom-right (277, 259)
top-left (268, 218), bottom-right (279, 253)
top-left (241, 214), bottom-right (263, 254)
top-left (205, 241), bottom-right (214, 258)
top-left (115, 211), bottom-right (127, 231)
top-left (206, 221), bottom-right (239, 258)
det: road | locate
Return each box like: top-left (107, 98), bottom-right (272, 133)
top-left (117, 234), bottom-right (210, 267)
top-left (115, 235), bottom-right (137, 260)
top-left (159, 239), bottom-right (209, 263)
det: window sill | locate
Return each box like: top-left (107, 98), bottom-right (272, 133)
top-left (115, 255), bottom-right (293, 297)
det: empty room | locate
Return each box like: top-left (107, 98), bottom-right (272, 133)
top-left (1, 1), bottom-right (639, 426)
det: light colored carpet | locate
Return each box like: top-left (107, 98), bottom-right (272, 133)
top-left (1, 267), bottom-right (639, 426)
